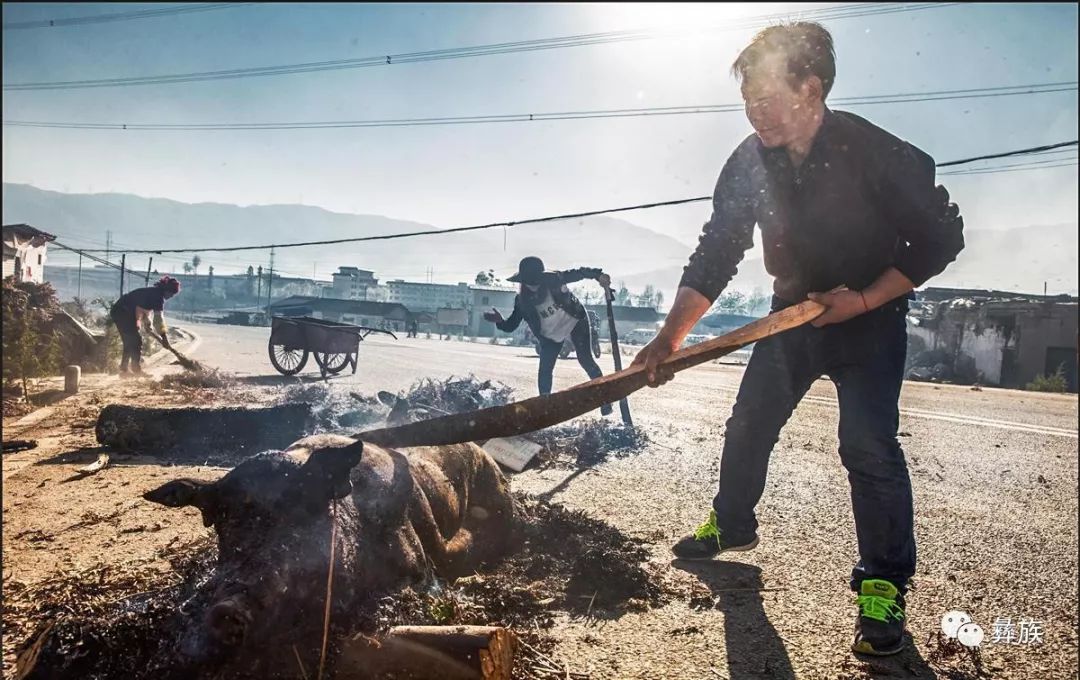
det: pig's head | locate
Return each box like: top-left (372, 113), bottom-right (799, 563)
top-left (144, 435), bottom-right (364, 666)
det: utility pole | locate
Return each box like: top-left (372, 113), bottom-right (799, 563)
top-left (119, 253), bottom-right (126, 297)
top-left (1044, 281), bottom-right (1048, 296)
top-left (77, 252), bottom-right (83, 299)
top-left (266, 248), bottom-right (275, 317)
top-left (257, 265), bottom-right (263, 306)
top-left (105, 230), bottom-right (113, 264)
top-left (145, 257), bottom-right (154, 286)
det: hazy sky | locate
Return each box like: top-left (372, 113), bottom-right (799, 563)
top-left (2, 2), bottom-right (1078, 279)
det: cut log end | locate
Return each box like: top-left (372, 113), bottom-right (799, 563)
top-left (338, 625), bottom-right (517, 680)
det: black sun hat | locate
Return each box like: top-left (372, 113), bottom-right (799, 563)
top-left (506, 256), bottom-right (550, 285)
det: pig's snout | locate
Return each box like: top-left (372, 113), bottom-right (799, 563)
top-left (206, 597), bottom-right (254, 648)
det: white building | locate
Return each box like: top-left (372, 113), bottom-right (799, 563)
top-left (386, 280), bottom-right (471, 313)
top-left (330, 266), bottom-right (384, 301)
top-left (469, 285), bottom-right (518, 337)
top-left (2, 223), bottom-right (56, 284)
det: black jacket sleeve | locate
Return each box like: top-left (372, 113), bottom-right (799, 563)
top-left (496, 296), bottom-right (524, 333)
top-left (678, 147), bottom-right (757, 303)
top-left (559, 267), bottom-right (603, 285)
top-left (876, 142), bottom-right (965, 286)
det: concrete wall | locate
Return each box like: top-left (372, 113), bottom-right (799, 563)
top-left (906, 300), bottom-right (1078, 390)
top-left (1012, 303), bottom-right (1078, 389)
top-left (4, 243), bottom-right (49, 283)
top-left (958, 323), bottom-right (1008, 385)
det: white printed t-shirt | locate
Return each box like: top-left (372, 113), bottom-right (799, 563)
top-left (534, 287), bottom-right (579, 343)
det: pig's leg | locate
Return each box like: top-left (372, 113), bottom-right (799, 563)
top-left (442, 527), bottom-right (477, 576)
top-left (446, 453), bottom-right (516, 572)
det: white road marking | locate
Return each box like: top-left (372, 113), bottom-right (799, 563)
top-left (709, 386), bottom-right (1078, 439)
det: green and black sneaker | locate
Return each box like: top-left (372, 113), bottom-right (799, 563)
top-left (852, 579), bottom-right (907, 656)
top-left (671, 510), bottom-right (760, 560)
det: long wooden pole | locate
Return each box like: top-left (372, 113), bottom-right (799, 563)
top-left (357, 300), bottom-right (825, 448)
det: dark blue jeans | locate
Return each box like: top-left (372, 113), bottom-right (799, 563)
top-left (713, 295), bottom-right (915, 593)
top-left (536, 317), bottom-right (603, 395)
top-left (110, 305), bottom-right (143, 371)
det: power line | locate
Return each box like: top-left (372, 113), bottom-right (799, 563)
top-left (2, 3), bottom-right (956, 91)
top-left (2, 3), bottom-right (252, 30)
top-left (9, 85), bottom-right (1076, 129)
top-left (940, 159), bottom-right (1078, 176)
top-left (5, 82), bottom-right (1074, 131)
top-left (60, 140), bottom-right (1079, 256)
top-left (942, 153), bottom-right (1077, 173)
top-left (935, 140), bottom-right (1079, 167)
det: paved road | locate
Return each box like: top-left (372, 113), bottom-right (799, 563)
top-left (183, 321), bottom-right (1079, 679)
top-left (187, 321), bottom-right (1078, 437)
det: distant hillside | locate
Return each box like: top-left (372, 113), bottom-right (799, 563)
top-left (2, 183), bottom-right (691, 285)
top-left (5, 184), bottom-right (1076, 303)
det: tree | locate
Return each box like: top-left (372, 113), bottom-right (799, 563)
top-left (655, 290), bottom-right (665, 311)
top-left (183, 262), bottom-right (193, 275)
top-left (191, 254), bottom-right (202, 275)
top-left (61, 297), bottom-right (95, 326)
top-left (475, 270), bottom-right (492, 286)
top-left (638, 284), bottom-right (663, 310)
top-left (713, 290), bottom-right (749, 315)
top-left (615, 284), bottom-right (632, 306)
top-left (2, 279), bottom-right (62, 402)
top-left (746, 287), bottom-right (771, 315)
top-left (247, 265), bottom-right (255, 278)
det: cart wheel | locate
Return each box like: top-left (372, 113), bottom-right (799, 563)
top-left (269, 342), bottom-right (308, 375)
top-left (314, 352), bottom-right (350, 375)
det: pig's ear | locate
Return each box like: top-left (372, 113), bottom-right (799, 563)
top-left (144, 479), bottom-right (219, 527)
top-left (297, 439), bottom-right (364, 502)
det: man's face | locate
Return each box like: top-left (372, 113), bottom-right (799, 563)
top-left (741, 51), bottom-right (819, 149)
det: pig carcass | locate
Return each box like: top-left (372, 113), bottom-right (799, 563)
top-left (143, 433), bottom-right (515, 672)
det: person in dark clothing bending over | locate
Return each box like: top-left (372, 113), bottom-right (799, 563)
top-left (110, 276), bottom-right (182, 376)
top-left (631, 23), bottom-right (964, 656)
top-left (484, 256), bottom-right (614, 416)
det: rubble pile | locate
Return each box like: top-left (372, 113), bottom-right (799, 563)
top-left (399, 375), bottom-right (516, 414)
top-left (158, 368), bottom-right (237, 391)
top-left (530, 419), bottom-right (650, 468)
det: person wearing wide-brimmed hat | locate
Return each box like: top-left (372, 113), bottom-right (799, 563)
top-left (483, 256), bottom-right (613, 415)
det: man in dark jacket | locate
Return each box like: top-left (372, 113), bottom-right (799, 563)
top-left (485, 256), bottom-right (613, 415)
top-left (631, 22), bottom-right (964, 656)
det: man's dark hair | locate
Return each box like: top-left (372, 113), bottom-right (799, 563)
top-left (731, 21), bottom-right (836, 100)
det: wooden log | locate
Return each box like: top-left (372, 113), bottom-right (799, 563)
top-left (1, 439), bottom-right (38, 454)
top-left (337, 625), bottom-right (516, 680)
top-left (95, 403), bottom-right (313, 461)
top-left (357, 301), bottom-right (824, 448)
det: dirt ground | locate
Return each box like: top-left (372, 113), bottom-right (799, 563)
top-left (3, 330), bottom-right (1077, 679)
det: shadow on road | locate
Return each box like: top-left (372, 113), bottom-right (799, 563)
top-left (673, 559), bottom-right (937, 679)
top-left (234, 374), bottom-right (346, 386)
top-left (673, 559), bottom-right (794, 679)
